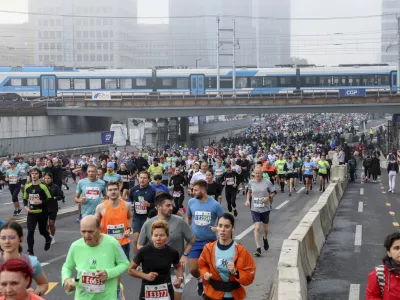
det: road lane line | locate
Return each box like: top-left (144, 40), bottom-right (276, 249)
top-left (358, 202), bottom-right (363, 213)
top-left (296, 187), bottom-right (305, 193)
top-left (40, 262), bottom-right (49, 267)
top-left (275, 200), bottom-right (290, 210)
top-left (360, 188), bottom-right (364, 195)
top-left (185, 273), bottom-right (193, 284)
top-left (348, 284), bottom-right (360, 300)
top-left (45, 282), bottom-right (58, 295)
top-left (234, 224), bottom-right (255, 241)
top-left (354, 225), bottom-right (362, 246)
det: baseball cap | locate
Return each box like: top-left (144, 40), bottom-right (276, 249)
top-left (9, 160), bottom-right (15, 164)
top-left (107, 162), bottom-right (114, 168)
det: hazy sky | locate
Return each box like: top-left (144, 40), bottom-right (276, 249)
top-left (0, 0), bottom-right (383, 65)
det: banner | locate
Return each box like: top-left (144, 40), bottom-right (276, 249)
top-left (101, 131), bottom-right (114, 145)
top-left (92, 91), bottom-right (111, 100)
top-left (183, 149), bottom-right (197, 156)
top-left (339, 88), bottom-right (366, 97)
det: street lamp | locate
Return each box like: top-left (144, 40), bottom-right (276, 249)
top-left (196, 58), bottom-right (202, 69)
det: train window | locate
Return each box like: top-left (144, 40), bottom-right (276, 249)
top-left (58, 79), bottom-right (70, 90)
top-left (348, 76), bottom-right (361, 86)
top-left (27, 78), bottom-right (39, 86)
top-left (136, 78), bottom-right (147, 87)
top-left (220, 78), bottom-right (233, 89)
top-left (278, 76), bottom-right (294, 87)
top-left (251, 77), bottom-right (263, 88)
top-left (49, 79), bottom-right (54, 90)
top-left (377, 75), bottom-right (390, 85)
top-left (105, 79), bottom-right (117, 89)
top-left (89, 79), bottom-right (101, 89)
top-left (264, 77), bottom-right (278, 87)
top-left (361, 75), bottom-right (375, 86)
top-left (192, 77), bottom-right (197, 89)
top-left (301, 76), bottom-right (317, 87)
top-left (177, 78), bottom-right (188, 89)
top-left (162, 78), bottom-right (173, 87)
top-left (236, 78), bottom-right (247, 88)
top-left (11, 78), bottom-right (22, 86)
top-left (74, 79), bottom-right (86, 89)
top-left (120, 79), bottom-right (132, 89)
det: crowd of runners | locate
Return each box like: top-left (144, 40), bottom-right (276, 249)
top-left (0, 113), bottom-right (387, 300)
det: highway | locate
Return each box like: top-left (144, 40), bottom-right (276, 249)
top-left (308, 166), bottom-right (399, 300)
top-left (2, 179), bottom-right (324, 299)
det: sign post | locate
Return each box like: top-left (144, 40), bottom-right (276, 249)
top-left (101, 131), bottom-right (114, 145)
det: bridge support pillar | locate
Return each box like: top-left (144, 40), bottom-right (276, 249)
top-left (157, 118), bottom-right (169, 150)
top-left (180, 117), bottom-right (190, 146)
top-left (168, 118), bottom-right (179, 146)
top-left (143, 119), bottom-right (157, 150)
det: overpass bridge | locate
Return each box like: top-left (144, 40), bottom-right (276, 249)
top-left (38, 90), bottom-right (400, 118)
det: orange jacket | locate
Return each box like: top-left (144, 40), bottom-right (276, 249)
top-left (198, 241), bottom-right (256, 300)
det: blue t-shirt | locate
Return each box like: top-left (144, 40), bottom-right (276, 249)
top-left (129, 185), bottom-right (156, 217)
top-left (76, 178), bottom-right (106, 217)
top-left (150, 183), bottom-right (169, 194)
top-left (161, 163), bottom-right (170, 181)
top-left (6, 169), bottom-right (21, 185)
top-left (303, 161), bottom-right (315, 175)
top-left (17, 163), bottom-right (30, 180)
top-left (186, 197), bottom-right (223, 241)
top-left (215, 242), bottom-right (237, 298)
top-left (103, 172), bottom-right (122, 184)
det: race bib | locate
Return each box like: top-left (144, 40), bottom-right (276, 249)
top-left (107, 224), bottom-right (124, 239)
top-left (28, 194), bottom-right (40, 205)
top-left (135, 196), bottom-right (147, 214)
top-left (215, 170), bottom-right (223, 176)
top-left (9, 175), bottom-right (17, 184)
top-left (194, 211), bottom-right (211, 226)
top-left (81, 270), bottom-right (105, 294)
top-left (145, 283), bottom-right (170, 300)
top-left (85, 187), bottom-right (100, 200)
top-left (226, 178), bottom-right (234, 186)
top-left (121, 175), bottom-right (128, 182)
top-left (253, 197), bottom-right (265, 208)
top-left (172, 191), bottom-right (181, 198)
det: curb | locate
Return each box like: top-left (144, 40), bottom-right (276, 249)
top-left (9, 206), bottom-right (78, 227)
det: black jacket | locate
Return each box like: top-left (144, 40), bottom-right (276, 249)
top-left (387, 161), bottom-right (399, 173)
top-left (46, 183), bottom-right (64, 212)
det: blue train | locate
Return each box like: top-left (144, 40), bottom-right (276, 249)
top-left (0, 64), bottom-right (396, 100)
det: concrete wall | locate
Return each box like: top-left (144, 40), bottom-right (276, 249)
top-left (198, 118), bottom-right (252, 132)
top-left (0, 132), bottom-right (106, 156)
top-left (0, 116), bottom-right (112, 138)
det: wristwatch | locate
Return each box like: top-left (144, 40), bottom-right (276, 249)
top-left (183, 252), bottom-right (188, 256)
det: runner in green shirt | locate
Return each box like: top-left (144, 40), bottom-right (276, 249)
top-left (317, 155), bottom-right (330, 192)
top-left (274, 154), bottom-right (287, 193)
top-left (62, 215), bottom-right (129, 300)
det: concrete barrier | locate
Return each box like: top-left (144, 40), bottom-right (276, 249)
top-left (271, 169), bottom-right (348, 300)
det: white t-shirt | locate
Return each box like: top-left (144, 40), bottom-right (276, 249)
top-left (190, 171), bottom-right (206, 185)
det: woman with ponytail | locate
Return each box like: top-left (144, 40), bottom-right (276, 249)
top-left (0, 222), bottom-right (49, 296)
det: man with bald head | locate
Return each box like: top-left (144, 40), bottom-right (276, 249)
top-left (62, 215), bottom-right (129, 299)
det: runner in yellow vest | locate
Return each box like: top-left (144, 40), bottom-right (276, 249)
top-left (274, 154), bottom-right (287, 193)
top-left (317, 155), bottom-right (330, 192)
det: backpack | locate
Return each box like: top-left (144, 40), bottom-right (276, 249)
top-left (375, 265), bottom-right (385, 297)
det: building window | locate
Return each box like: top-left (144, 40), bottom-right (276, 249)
top-left (44, 55), bottom-right (49, 62)
top-left (84, 42), bottom-right (89, 50)
top-left (56, 19), bottom-right (62, 26)
top-left (90, 31), bottom-right (95, 38)
top-left (77, 43), bottom-right (82, 50)
top-left (43, 19), bottom-right (48, 26)
top-left (44, 31), bottom-right (49, 38)
top-left (74, 79), bottom-right (86, 89)
top-left (97, 42), bottom-right (101, 50)
top-left (110, 54), bottom-right (113, 61)
top-left (110, 31), bottom-right (113, 37)
top-left (89, 78), bottom-right (101, 89)
top-left (39, 55), bottom-right (43, 62)
top-left (44, 43), bottom-right (49, 50)
top-left (76, 31), bottom-right (82, 39)
top-left (57, 55), bottom-right (62, 62)
top-left (76, 19), bottom-right (81, 26)
top-left (83, 31), bottom-right (89, 38)
top-left (110, 42), bottom-right (113, 50)
top-left (56, 31), bottom-right (62, 38)
top-left (105, 78), bottom-right (117, 89)
top-left (83, 19), bottom-right (89, 26)
top-left (90, 42), bottom-right (95, 50)
top-left (97, 54), bottom-right (102, 61)
top-left (103, 31), bottom-right (108, 38)
top-left (77, 54), bottom-right (82, 61)
top-left (90, 18), bottom-right (95, 26)
top-left (50, 19), bottom-right (55, 26)
top-left (57, 42), bottom-right (62, 50)
top-left (103, 19), bottom-right (108, 26)
top-left (96, 31), bottom-right (102, 38)
top-left (103, 54), bottom-right (109, 61)
top-left (96, 18), bottom-right (101, 26)
top-left (27, 78), bottom-right (38, 86)
top-left (50, 43), bottom-right (55, 49)
top-left (84, 54), bottom-right (89, 61)
top-left (39, 43), bottom-right (43, 50)
top-left (90, 54), bottom-right (95, 61)
top-left (103, 42), bottom-right (108, 50)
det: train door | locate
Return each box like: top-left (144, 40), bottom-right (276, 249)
top-left (190, 74), bottom-right (205, 95)
top-left (40, 75), bottom-right (57, 97)
top-left (391, 71), bottom-right (397, 92)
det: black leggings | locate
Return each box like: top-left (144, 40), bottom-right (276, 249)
top-left (9, 183), bottom-right (20, 202)
top-left (27, 211), bottom-right (51, 253)
top-left (372, 174), bottom-right (378, 180)
top-left (225, 189), bottom-right (237, 212)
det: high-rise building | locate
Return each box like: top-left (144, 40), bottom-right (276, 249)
top-left (28, 0), bottom-right (137, 68)
top-left (0, 23), bottom-right (33, 66)
top-left (169, 0), bottom-right (291, 68)
top-left (381, 0), bottom-right (400, 65)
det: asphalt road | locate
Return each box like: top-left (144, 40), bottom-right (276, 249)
top-left (3, 177), bottom-right (325, 300)
top-left (308, 166), bottom-right (399, 300)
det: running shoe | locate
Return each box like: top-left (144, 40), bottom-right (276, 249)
top-left (76, 215), bottom-right (82, 223)
top-left (44, 238), bottom-right (51, 251)
top-left (263, 237), bottom-right (269, 251)
top-left (13, 210), bottom-right (17, 217)
top-left (27, 250), bottom-right (34, 256)
top-left (51, 236), bottom-right (56, 245)
top-left (306, 190), bottom-right (309, 194)
top-left (233, 209), bottom-right (238, 217)
top-left (289, 192), bottom-right (291, 196)
top-left (17, 209), bottom-right (22, 215)
top-left (197, 278), bottom-right (204, 296)
top-left (254, 248), bottom-right (261, 257)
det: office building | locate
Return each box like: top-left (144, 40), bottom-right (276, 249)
top-left (0, 23), bottom-right (33, 66)
top-left (381, 0), bottom-right (400, 65)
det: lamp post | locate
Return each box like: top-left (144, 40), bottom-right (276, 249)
top-left (196, 58), bottom-right (202, 69)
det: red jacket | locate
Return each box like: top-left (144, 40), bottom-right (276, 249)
top-left (366, 264), bottom-right (400, 300)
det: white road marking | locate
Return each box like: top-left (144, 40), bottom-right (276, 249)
top-left (358, 202), bottom-right (363, 213)
top-left (40, 253), bottom-right (68, 268)
top-left (275, 200), bottom-right (290, 210)
top-left (348, 284), bottom-right (360, 300)
top-left (234, 224), bottom-right (255, 241)
top-left (296, 187), bottom-right (305, 193)
top-left (185, 273), bottom-right (193, 284)
top-left (354, 225), bottom-right (362, 246)
top-left (360, 188), bottom-right (364, 195)
top-left (40, 262), bottom-right (49, 267)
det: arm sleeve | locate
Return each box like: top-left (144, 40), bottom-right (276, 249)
top-left (41, 184), bottom-right (52, 203)
top-left (133, 248), bottom-right (144, 266)
top-left (172, 249), bottom-right (180, 265)
top-left (138, 222), bottom-right (149, 246)
top-left (186, 200), bottom-right (193, 217)
top-left (181, 219), bottom-right (195, 242)
top-left (61, 246), bottom-right (76, 287)
top-left (104, 242), bottom-right (130, 279)
top-left (198, 247), bottom-right (211, 283)
top-left (365, 270), bottom-right (381, 300)
top-left (233, 247), bottom-right (256, 286)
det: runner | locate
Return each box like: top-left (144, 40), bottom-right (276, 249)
top-left (62, 215), bottom-right (130, 299)
top-left (150, 174), bottom-right (169, 193)
top-left (206, 170), bottom-right (223, 203)
top-left (74, 164), bottom-right (107, 223)
top-left (43, 173), bottom-right (64, 245)
top-left (198, 213), bottom-right (256, 300)
top-left (285, 156), bottom-right (295, 196)
top-left (246, 166), bottom-right (276, 257)
top-left (23, 167), bottom-right (52, 256)
top-left (17, 157), bottom-right (29, 194)
top-left (169, 168), bottom-right (186, 213)
top-left (129, 171), bottom-right (156, 254)
top-left (5, 160), bottom-right (22, 217)
top-left (148, 158), bottom-right (164, 182)
top-left (189, 162), bottom-right (208, 195)
top-left (117, 163), bottom-right (130, 200)
top-left (138, 192), bottom-right (195, 300)
top-left (186, 180), bottom-right (224, 296)
top-left (222, 165), bottom-right (239, 216)
top-left (317, 155), bottom-right (330, 192)
top-left (302, 156), bottom-right (316, 195)
top-left (129, 220), bottom-right (184, 300)
top-left (274, 154), bottom-right (287, 193)
top-left (103, 162), bottom-right (122, 186)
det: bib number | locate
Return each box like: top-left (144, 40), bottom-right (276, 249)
top-left (194, 211), bottom-right (211, 226)
top-left (107, 224), bottom-right (124, 239)
top-left (172, 191), bottom-right (181, 198)
top-left (85, 187), bottom-right (100, 200)
top-left (253, 197), bottom-right (265, 208)
top-left (215, 170), bottom-right (223, 176)
top-left (145, 283), bottom-right (170, 300)
top-left (135, 196), bottom-right (147, 214)
top-left (29, 194), bottom-right (40, 205)
top-left (121, 175), bottom-right (128, 182)
top-left (226, 178), bottom-right (234, 186)
top-left (81, 270), bottom-right (105, 294)
top-left (9, 175), bottom-right (17, 184)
